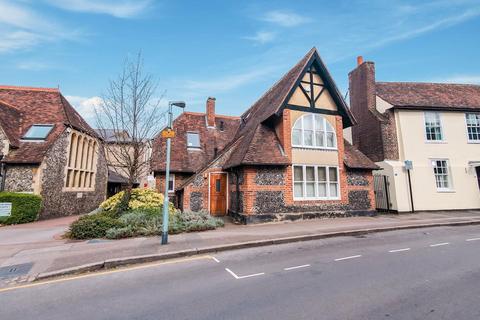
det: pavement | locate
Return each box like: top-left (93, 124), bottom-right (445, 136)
top-left (1, 225), bottom-right (480, 320)
top-left (1, 210), bottom-right (480, 288)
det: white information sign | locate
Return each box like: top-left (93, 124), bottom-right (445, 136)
top-left (0, 202), bottom-right (12, 217)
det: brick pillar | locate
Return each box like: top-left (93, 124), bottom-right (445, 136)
top-left (206, 97), bottom-right (216, 127)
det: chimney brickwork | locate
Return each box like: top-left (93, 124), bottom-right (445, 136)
top-left (206, 97), bottom-right (216, 127)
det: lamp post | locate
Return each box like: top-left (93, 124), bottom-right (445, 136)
top-left (161, 101), bottom-right (186, 245)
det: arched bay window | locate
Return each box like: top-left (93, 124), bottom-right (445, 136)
top-left (292, 114), bottom-right (336, 149)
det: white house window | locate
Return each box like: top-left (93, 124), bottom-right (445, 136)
top-left (187, 132), bottom-right (200, 148)
top-left (168, 174), bottom-right (175, 192)
top-left (466, 113), bottom-right (480, 142)
top-left (431, 159), bottom-right (451, 191)
top-left (292, 114), bottom-right (336, 149)
top-left (425, 112), bottom-right (443, 141)
top-left (293, 165), bottom-right (340, 200)
top-left (23, 124), bottom-right (54, 140)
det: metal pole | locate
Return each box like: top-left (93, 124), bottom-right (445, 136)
top-left (161, 103), bottom-right (173, 245)
top-left (407, 169), bottom-right (414, 213)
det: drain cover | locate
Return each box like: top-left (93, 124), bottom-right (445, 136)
top-left (0, 263), bottom-right (34, 279)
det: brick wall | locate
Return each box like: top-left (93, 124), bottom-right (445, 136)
top-left (348, 62), bottom-right (385, 162)
top-left (348, 61), bottom-right (399, 162)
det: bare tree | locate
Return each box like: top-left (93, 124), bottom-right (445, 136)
top-left (95, 53), bottom-right (166, 212)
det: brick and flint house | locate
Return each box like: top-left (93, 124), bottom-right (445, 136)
top-left (0, 85), bottom-right (108, 218)
top-left (349, 57), bottom-right (480, 212)
top-left (152, 48), bottom-right (379, 223)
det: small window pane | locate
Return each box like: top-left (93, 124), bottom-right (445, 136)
top-left (315, 115), bottom-right (324, 130)
top-left (433, 160), bottom-right (449, 189)
top-left (306, 182), bottom-right (315, 197)
top-left (294, 182), bottom-right (303, 197)
top-left (327, 132), bottom-right (335, 147)
top-left (315, 131), bottom-right (324, 147)
top-left (304, 115), bottom-right (313, 130)
top-left (329, 183), bottom-right (338, 197)
top-left (329, 168), bottom-right (338, 182)
top-left (294, 166), bottom-right (303, 182)
top-left (318, 182), bottom-right (327, 197)
top-left (168, 175), bottom-right (174, 192)
top-left (215, 179), bottom-right (221, 192)
top-left (317, 167), bottom-right (326, 181)
top-left (187, 133), bottom-right (200, 148)
top-left (425, 112), bottom-right (443, 141)
top-left (292, 129), bottom-right (302, 145)
top-left (304, 130), bottom-right (314, 146)
top-left (466, 113), bottom-right (480, 141)
top-left (306, 167), bottom-right (315, 181)
top-left (23, 125), bottom-right (54, 140)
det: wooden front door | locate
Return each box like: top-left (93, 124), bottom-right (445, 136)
top-left (210, 173), bottom-right (227, 216)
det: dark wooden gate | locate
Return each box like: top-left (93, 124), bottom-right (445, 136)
top-left (373, 175), bottom-right (391, 211)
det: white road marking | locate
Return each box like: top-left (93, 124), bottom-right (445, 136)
top-left (429, 242), bottom-right (450, 247)
top-left (225, 268), bottom-right (265, 280)
top-left (334, 255), bottom-right (362, 261)
top-left (284, 264), bottom-right (311, 271)
top-left (466, 238), bottom-right (480, 242)
top-left (211, 256), bottom-right (220, 263)
top-left (389, 248), bottom-right (410, 253)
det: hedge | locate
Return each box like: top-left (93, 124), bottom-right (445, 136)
top-left (0, 192), bottom-right (42, 225)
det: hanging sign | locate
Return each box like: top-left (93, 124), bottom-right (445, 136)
top-left (161, 129), bottom-right (175, 138)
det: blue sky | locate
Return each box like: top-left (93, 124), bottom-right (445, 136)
top-left (1, 0), bottom-right (479, 124)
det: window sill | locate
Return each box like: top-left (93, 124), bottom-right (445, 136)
top-left (293, 197), bottom-right (341, 201)
top-left (292, 146), bottom-right (337, 151)
top-left (436, 189), bottom-right (455, 193)
top-left (187, 147), bottom-right (202, 151)
top-left (425, 140), bottom-right (447, 144)
top-left (467, 140), bottom-right (480, 144)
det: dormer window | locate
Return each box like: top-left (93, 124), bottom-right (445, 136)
top-left (219, 121), bottom-right (225, 131)
top-left (23, 124), bottom-right (54, 140)
top-left (187, 132), bottom-right (200, 149)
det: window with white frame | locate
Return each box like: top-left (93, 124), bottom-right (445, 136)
top-left (168, 174), bottom-right (175, 192)
top-left (293, 165), bottom-right (339, 200)
top-left (424, 112), bottom-right (443, 141)
top-left (187, 132), bottom-right (200, 148)
top-left (292, 114), bottom-right (336, 149)
top-left (431, 159), bottom-right (451, 191)
top-left (466, 113), bottom-right (480, 142)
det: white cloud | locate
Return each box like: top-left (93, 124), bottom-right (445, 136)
top-left (45, 0), bottom-right (152, 18)
top-left (16, 61), bottom-right (52, 71)
top-left (66, 95), bottom-right (103, 124)
top-left (243, 31), bottom-right (276, 44)
top-left (430, 75), bottom-right (480, 84)
top-left (0, 0), bottom-right (83, 54)
top-left (184, 66), bottom-right (279, 93)
top-left (261, 10), bottom-right (311, 27)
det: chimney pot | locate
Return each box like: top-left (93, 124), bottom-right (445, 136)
top-left (357, 56), bottom-right (364, 66)
top-left (206, 97), bottom-right (216, 127)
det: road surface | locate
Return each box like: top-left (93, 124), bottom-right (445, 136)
top-left (1, 225), bottom-right (480, 320)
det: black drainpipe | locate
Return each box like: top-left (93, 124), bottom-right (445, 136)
top-left (0, 156), bottom-right (6, 192)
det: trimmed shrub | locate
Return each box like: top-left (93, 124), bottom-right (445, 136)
top-left (68, 214), bottom-right (124, 239)
top-left (0, 192), bottom-right (42, 225)
top-left (178, 210), bottom-right (224, 232)
top-left (100, 188), bottom-right (166, 212)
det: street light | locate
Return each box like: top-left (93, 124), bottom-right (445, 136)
top-left (161, 101), bottom-right (186, 245)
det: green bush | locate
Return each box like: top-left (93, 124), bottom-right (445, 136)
top-left (0, 192), bottom-right (42, 225)
top-left (100, 188), bottom-right (170, 212)
top-left (68, 214), bottom-right (124, 239)
top-left (178, 210), bottom-right (224, 232)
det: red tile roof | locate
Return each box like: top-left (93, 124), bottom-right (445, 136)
top-left (0, 85), bottom-right (96, 164)
top-left (344, 140), bottom-right (379, 170)
top-left (376, 82), bottom-right (480, 111)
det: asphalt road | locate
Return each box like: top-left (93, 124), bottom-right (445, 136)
top-left (1, 225), bottom-right (480, 320)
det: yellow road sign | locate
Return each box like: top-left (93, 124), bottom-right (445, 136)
top-left (161, 128), bottom-right (175, 138)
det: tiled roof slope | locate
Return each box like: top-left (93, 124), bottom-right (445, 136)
top-left (344, 140), bottom-right (379, 170)
top-left (0, 85), bottom-right (96, 163)
top-left (376, 82), bottom-right (480, 110)
top-left (151, 112), bottom-right (240, 172)
top-left (0, 100), bottom-right (21, 147)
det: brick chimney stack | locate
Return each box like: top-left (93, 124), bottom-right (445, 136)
top-left (206, 97), bottom-right (216, 127)
top-left (348, 57), bottom-right (384, 162)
